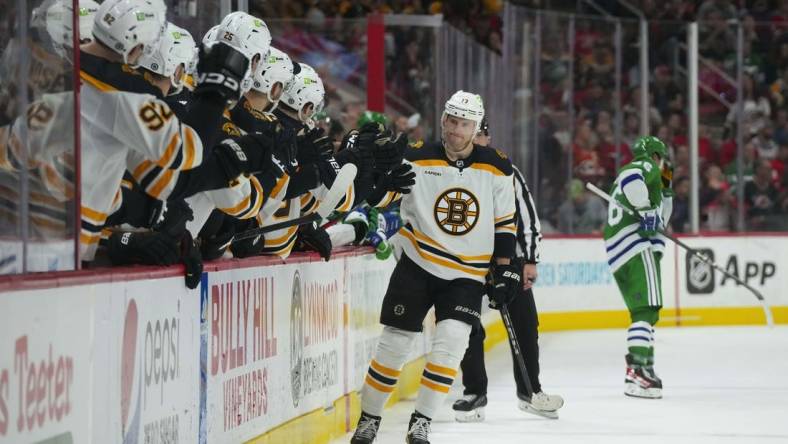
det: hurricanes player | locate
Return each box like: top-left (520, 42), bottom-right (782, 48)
top-left (350, 91), bottom-right (521, 444)
top-left (603, 136), bottom-right (673, 399)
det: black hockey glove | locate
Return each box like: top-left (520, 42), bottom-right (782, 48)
top-left (107, 231), bottom-right (181, 266)
top-left (199, 229), bottom-right (234, 261)
top-left (373, 132), bottom-right (408, 175)
top-left (296, 127), bottom-right (334, 165)
top-left (335, 123), bottom-right (379, 173)
top-left (381, 162), bottom-right (415, 194)
top-left (180, 230), bottom-right (203, 290)
top-left (152, 199), bottom-right (194, 238)
top-left (296, 127), bottom-right (341, 186)
top-left (486, 262), bottom-right (522, 310)
top-left (214, 132), bottom-right (275, 180)
top-left (194, 42), bottom-right (249, 106)
top-left (295, 223), bottom-right (332, 261)
top-left (230, 219), bottom-right (266, 258)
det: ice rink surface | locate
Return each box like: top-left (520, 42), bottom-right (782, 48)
top-left (333, 326), bottom-right (788, 444)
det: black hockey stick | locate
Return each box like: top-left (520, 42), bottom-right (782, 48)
top-left (586, 182), bottom-right (774, 326)
top-left (500, 303), bottom-right (534, 398)
top-left (233, 163), bottom-right (357, 241)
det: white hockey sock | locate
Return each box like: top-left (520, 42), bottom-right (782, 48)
top-left (415, 319), bottom-right (472, 419)
top-left (627, 321), bottom-right (654, 350)
top-left (360, 326), bottom-right (417, 417)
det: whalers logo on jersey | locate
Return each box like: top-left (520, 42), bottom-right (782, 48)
top-left (434, 188), bottom-right (479, 235)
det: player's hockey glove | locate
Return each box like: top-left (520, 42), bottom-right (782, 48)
top-left (366, 163), bottom-right (416, 206)
top-left (229, 219), bottom-right (266, 258)
top-left (194, 42), bottom-right (249, 106)
top-left (661, 160), bottom-right (675, 197)
top-left (180, 230), bottom-right (203, 290)
top-left (295, 222), bottom-right (332, 261)
top-left (107, 231), bottom-right (181, 266)
top-left (335, 123), bottom-right (379, 174)
top-left (152, 199), bottom-right (194, 238)
top-left (637, 208), bottom-right (661, 237)
top-left (297, 127), bottom-right (341, 186)
top-left (487, 262), bottom-right (522, 309)
top-left (373, 132), bottom-right (408, 175)
top-left (214, 133), bottom-right (275, 180)
top-left (199, 228), bottom-right (234, 261)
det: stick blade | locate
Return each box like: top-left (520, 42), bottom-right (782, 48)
top-left (316, 163), bottom-right (357, 219)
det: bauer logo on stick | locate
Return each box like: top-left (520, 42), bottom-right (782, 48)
top-left (686, 248), bottom-right (715, 294)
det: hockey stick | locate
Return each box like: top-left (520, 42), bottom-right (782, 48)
top-left (233, 163), bottom-right (358, 241)
top-left (500, 303), bottom-right (534, 398)
top-left (585, 182), bottom-right (774, 327)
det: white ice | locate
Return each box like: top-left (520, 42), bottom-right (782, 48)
top-left (332, 326), bottom-right (788, 444)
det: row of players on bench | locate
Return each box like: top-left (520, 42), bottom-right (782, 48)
top-left (64, 0), bottom-right (414, 283)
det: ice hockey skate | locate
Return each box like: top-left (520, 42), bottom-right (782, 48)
top-left (517, 391), bottom-right (564, 419)
top-left (350, 411), bottom-right (381, 444)
top-left (624, 354), bottom-right (663, 399)
top-left (452, 393), bottom-right (488, 422)
top-left (406, 412), bottom-right (432, 444)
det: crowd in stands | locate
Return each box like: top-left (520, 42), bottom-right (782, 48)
top-left (529, 0), bottom-right (788, 233)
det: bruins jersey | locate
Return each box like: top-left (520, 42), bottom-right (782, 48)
top-left (387, 141), bottom-right (517, 283)
top-left (78, 53), bottom-right (204, 260)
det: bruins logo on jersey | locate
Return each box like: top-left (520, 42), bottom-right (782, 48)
top-left (222, 122), bottom-right (241, 136)
top-left (434, 188), bottom-right (479, 235)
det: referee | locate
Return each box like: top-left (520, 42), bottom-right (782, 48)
top-left (452, 118), bottom-right (564, 421)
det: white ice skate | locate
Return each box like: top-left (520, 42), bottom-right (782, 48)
top-left (517, 391), bottom-right (564, 419)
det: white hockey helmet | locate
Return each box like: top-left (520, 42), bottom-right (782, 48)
top-left (39, 0), bottom-right (99, 60)
top-left (443, 90), bottom-right (485, 134)
top-left (92, 0), bottom-right (166, 66)
top-left (251, 47), bottom-right (295, 111)
top-left (207, 12), bottom-right (271, 63)
top-left (281, 63), bottom-right (325, 122)
top-left (138, 22), bottom-right (196, 93)
top-left (203, 12), bottom-right (271, 94)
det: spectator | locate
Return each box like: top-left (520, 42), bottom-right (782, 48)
top-left (652, 65), bottom-right (681, 117)
top-left (572, 119), bottom-right (605, 181)
top-left (700, 164), bottom-right (732, 231)
top-left (696, 0), bottom-right (738, 22)
top-left (771, 143), bottom-right (788, 178)
top-left (751, 121), bottom-right (780, 160)
top-left (744, 161), bottom-right (780, 230)
top-left (773, 109), bottom-right (788, 146)
top-left (557, 179), bottom-right (607, 234)
top-left (723, 140), bottom-right (758, 185)
top-left (699, 10), bottom-right (737, 61)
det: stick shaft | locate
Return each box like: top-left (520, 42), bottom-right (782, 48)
top-left (500, 304), bottom-right (534, 397)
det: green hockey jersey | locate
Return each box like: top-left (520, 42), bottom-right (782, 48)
top-left (603, 158), bottom-right (670, 271)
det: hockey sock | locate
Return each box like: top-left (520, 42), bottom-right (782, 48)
top-left (415, 319), bottom-right (472, 419)
top-left (360, 326), bottom-right (417, 417)
top-left (626, 321), bottom-right (653, 366)
top-left (647, 325), bottom-right (656, 366)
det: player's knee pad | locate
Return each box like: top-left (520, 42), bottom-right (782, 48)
top-left (430, 319), bottom-right (473, 368)
top-left (375, 325), bottom-right (418, 368)
top-left (631, 307), bottom-right (659, 326)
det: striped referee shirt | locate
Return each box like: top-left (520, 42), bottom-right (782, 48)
top-left (513, 165), bottom-right (542, 263)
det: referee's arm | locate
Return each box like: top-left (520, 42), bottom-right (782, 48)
top-left (512, 165), bottom-right (542, 264)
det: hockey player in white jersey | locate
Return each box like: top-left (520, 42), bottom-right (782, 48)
top-left (351, 91), bottom-right (521, 444)
top-left (78, 0), bottom-right (273, 261)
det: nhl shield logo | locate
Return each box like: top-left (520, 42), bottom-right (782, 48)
top-left (290, 271), bottom-right (305, 406)
top-left (686, 248), bottom-right (715, 294)
top-left (434, 188), bottom-right (479, 235)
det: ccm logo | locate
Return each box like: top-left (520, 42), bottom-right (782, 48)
top-left (197, 72), bottom-right (239, 91)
